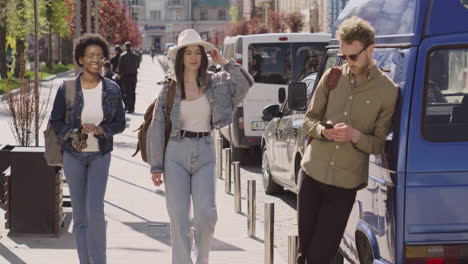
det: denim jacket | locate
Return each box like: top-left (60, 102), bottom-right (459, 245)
top-left (50, 73), bottom-right (126, 154)
top-left (147, 60), bottom-right (254, 173)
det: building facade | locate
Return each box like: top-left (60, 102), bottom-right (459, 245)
top-left (249, 0), bottom-right (348, 33)
top-left (122, 0), bottom-right (233, 53)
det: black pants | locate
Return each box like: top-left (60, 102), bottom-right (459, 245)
top-left (121, 74), bottom-right (137, 112)
top-left (297, 172), bottom-right (357, 264)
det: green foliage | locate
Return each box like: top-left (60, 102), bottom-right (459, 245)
top-left (42, 63), bottom-right (73, 74)
top-left (230, 6), bottom-right (238, 22)
top-left (41, 0), bottom-right (69, 37)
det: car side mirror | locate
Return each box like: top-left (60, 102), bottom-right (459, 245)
top-left (288, 81), bottom-right (307, 111)
top-left (278, 87), bottom-right (286, 104)
top-left (262, 104), bottom-right (280, 121)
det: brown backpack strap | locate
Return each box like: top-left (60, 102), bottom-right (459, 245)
top-left (165, 79), bottom-right (176, 118)
top-left (325, 67), bottom-right (342, 92)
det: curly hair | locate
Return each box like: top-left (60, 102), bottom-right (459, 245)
top-left (74, 33), bottom-right (110, 67)
top-left (336, 16), bottom-right (375, 47)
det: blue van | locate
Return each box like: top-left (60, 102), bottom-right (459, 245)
top-left (288, 0), bottom-right (468, 263)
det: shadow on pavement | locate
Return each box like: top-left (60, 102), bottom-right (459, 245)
top-left (124, 221), bottom-right (244, 251)
top-left (7, 212), bottom-right (75, 249)
top-left (108, 174), bottom-right (165, 197)
top-left (111, 154), bottom-right (148, 169)
top-left (113, 141), bottom-right (138, 150)
top-left (104, 200), bottom-right (243, 252)
top-left (0, 243), bottom-right (27, 264)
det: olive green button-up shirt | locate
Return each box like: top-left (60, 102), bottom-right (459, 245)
top-left (301, 63), bottom-right (399, 189)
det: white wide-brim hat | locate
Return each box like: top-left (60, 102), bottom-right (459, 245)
top-left (167, 29), bottom-right (215, 59)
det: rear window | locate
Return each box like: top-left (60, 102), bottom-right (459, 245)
top-left (248, 42), bottom-right (326, 85)
top-left (248, 43), bottom-right (290, 84)
top-left (423, 47), bottom-right (468, 142)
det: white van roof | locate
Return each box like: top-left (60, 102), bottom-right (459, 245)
top-left (224, 32), bottom-right (331, 44)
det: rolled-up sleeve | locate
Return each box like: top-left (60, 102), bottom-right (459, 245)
top-left (222, 59), bottom-right (254, 107)
top-left (303, 69), bottom-right (331, 139)
top-left (146, 87), bottom-right (167, 173)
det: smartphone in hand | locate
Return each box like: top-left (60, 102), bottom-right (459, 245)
top-left (320, 122), bottom-right (334, 129)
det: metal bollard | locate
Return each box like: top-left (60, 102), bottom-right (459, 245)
top-left (247, 180), bottom-right (256, 238)
top-left (288, 235), bottom-right (298, 264)
top-left (224, 148), bottom-right (232, 194)
top-left (233, 161), bottom-right (241, 213)
top-left (264, 203), bottom-right (274, 264)
top-left (216, 138), bottom-right (223, 179)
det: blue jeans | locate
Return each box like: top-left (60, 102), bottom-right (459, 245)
top-left (164, 136), bottom-right (218, 264)
top-left (63, 151), bottom-right (111, 264)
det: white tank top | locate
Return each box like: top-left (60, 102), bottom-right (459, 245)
top-left (180, 94), bottom-right (211, 132)
top-left (81, 82), bottom-right (103, 152)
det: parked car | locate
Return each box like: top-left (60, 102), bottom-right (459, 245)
top-left (261, 72), bottom-right (322, 194)
top-left (283, 0), bottom-right (468, 263)
top-left (222, 33), bottom-right (330, 163)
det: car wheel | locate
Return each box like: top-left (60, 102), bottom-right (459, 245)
top-left (262, 146), bottom-right (283, 195)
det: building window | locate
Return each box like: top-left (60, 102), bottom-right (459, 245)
top-left (151, 10), bottom-right (161, 21)
top-left (200, 8), bottom-right (208, 20)
top-left (168, 0), bottom-right (182, 5)
top-left (218, 9), bottom-right (226, 20)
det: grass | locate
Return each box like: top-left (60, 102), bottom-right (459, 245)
top-left (0, 63), bottom-right (73, 94)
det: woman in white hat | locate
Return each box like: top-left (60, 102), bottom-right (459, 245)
top-left (146, 29), bottom-right (254, 264)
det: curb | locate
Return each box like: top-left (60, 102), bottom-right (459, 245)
top-left (1, 70), bottom-right (74, 101)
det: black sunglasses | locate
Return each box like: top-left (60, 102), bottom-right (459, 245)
top-left (338, 45), bottom-right (369, 61)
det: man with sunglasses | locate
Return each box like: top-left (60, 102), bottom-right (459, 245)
top-left (297, 16), bottom-right (399, 263)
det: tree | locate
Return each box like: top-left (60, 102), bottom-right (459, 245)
top-left (64, 0), bottom-right (142, 46)
top-left (285, 12), bottom-right (304, 33)
top-left (268, 10), bottom-right (286, 33)
top-left (231, 19), bottom-right (249, 36)
top-left (7, 0), bottom-right (32, 78)
top-left (0, 0), bottom-right (8, 78)
top-left (42, 0), bottom-right (69, 67)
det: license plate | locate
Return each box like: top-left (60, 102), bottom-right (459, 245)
top-left (251, 121), bottom-right (268, 130)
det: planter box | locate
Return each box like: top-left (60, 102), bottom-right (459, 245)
top-left (0, 145), bottom-right (64, 236)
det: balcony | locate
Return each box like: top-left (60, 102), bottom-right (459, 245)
top-left (167, 0), bottom-right (184, 8)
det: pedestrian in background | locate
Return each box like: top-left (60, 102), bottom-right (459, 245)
top-left (297, 16), bottom-right (399, 263)
top-left (146, 29), bottom-right (254, 264)
top-left (151, 48), bottom-right (156, 63)
top-left (103, 61), bottom-right (113, 79)
top-left (110, 45), bottom-right (122, 73)
top-left (117, 41), bottom-right (140, 113)
top-left (49, 33), bottom-right (126, 264)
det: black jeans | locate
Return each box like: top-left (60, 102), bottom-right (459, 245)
top-left (121, 74), bottom-right (137, 112)
top-left (297, 172), bottom-right (357, 264)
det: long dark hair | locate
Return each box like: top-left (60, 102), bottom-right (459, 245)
top-left (174, 45), bottom-right (209, 100)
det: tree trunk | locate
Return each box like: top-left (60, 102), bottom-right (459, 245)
top-left (0, 0), bottom-right (8, 79)
top-left (13, 0), bottom-right (26, 78)
top-left (14, 39), bottom-right (26, 78)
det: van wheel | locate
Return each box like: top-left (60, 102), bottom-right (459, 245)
top-left (262, 146), bottom-right (283, 195)
top-left (330, 250), bottom-right (344, 264)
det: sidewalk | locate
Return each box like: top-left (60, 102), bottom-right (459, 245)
top-left (0, 55), bottom-right (286, 264)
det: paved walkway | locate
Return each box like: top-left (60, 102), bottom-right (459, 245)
top-left (0, 55), bottom-right (286, 264)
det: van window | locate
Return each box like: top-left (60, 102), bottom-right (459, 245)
top-left (423, 47), bottom-right (468, 142)
top-left (292, 43), bottom-right (327, 81)
top-left (248, 43), bottom-right (290, 84)
top-left (248, 42), bottom-right (327, 85)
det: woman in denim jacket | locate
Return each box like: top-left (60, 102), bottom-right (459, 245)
top-left (50, 33), bottom-right (126, 264)
top-left (147, 29), bottom-right (253, 264)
